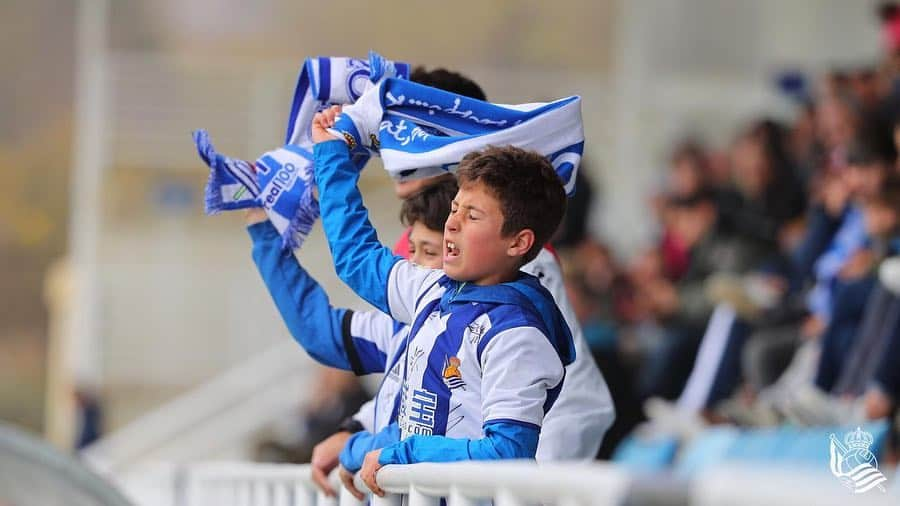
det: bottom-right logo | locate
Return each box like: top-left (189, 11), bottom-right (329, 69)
top-left (829, 427), bottom-right (887, 494)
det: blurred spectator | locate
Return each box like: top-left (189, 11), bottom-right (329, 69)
top-left (558, 239), bottom-right (645, 459)
top-left (655, 141), bottom-right (711, 281)
top-left (636, 191), bottom-right (768, 401)
top-left (719, 119), bottom-right (807, 247)
top-left (814, 94), bottom-right (858, 177)
top-left (815, 176), bottom-right (900, 393)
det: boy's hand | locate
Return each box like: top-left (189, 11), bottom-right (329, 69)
top-left (310, 431), bottom-right (352, 497)
top-left (312, 105), bottom-right (342, 144)
top-left (801, 315), bottom-right (825, 340)
top-left (360, 449), bottom-right (385, 497)
top-left (839, 249), bottom-right (875, 280)
top-left (244, 208), bottom-right (268, 225)
top-left (821, 175), bottom-right (850, 217)
top-left (646, 279), bottom-right (679, 316)
top-left (338, 465), bottom-right (365, 501)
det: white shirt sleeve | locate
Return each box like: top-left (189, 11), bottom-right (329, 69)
top-left (349, 310), bottom-right (399, 359)
top-left (480, 327), bottom-right (565, 427)
top-left (386, 261), bottom-right (444, 324)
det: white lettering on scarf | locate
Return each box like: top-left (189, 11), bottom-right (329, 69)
top-left (262, 163), bottom-right (298, 208)
top-left (384, 93), bottom-right (508, 127)
top-left (380, 119), bottom-right (431, 147)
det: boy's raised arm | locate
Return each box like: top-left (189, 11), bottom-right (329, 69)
top-left (247, 218), bottom-right (394, 374)
top-left (312, 107), bottom-right (437, 323)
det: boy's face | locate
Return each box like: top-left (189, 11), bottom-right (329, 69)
top-left (863, 201), bottom-right (898, 237)
top-left (845, 163), bottom-right (885, 199)
top-left (669, 157), bottom-right (703, 197)
top-left (816, 99), bottom-right (855, 150)
top-left (443, 182), bottom-right (529, 285)
top-left (408, 221), bottom-right (444, 269)
top-left (669, 202), bottom-right (716, 249)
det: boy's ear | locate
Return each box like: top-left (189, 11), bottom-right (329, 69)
top-left (506, 229), bottom-right (535, 259)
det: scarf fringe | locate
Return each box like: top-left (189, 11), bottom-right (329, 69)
top-left (193, 129), bottom-right (259, 214)
top-left (203, 161), bottom-right (228, 215)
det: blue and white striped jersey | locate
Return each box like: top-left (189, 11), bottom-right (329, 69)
top-left (381, 262), bottom-right (566, 440)
top-left (349, 247), bottom-right (614, 460)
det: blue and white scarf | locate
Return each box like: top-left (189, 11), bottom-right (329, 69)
top-left (328, 77), bottom-right (584, 195)
top-left (192, 52), bottom-right (410, 248)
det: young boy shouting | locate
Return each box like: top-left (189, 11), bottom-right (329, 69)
top-left (311, 106), bottom-right (574, 495)
top-left (249, 173), bottom-right (612, 497)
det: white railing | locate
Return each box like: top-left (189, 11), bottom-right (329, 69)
top-left (177, 461), bottom-right (900, 506)
top-left (184, 462), bottom-right (338, 506)
top-left (183, 461), bottom-right (632, 506)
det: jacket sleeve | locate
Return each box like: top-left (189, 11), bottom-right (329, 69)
top-left (339, 423), bottom-right (401, 473)
top-left (314, 140), bottom-right (439, 324)
top-left (249, 220), bottom-right (393, 374)
top-left (377, 421), bottom-right (540, 466)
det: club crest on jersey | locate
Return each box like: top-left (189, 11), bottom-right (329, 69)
top-left (442, 356), bottom-right (466, 390)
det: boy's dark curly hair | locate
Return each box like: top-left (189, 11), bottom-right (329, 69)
top-left (400, 177), bottom-right (459, 232)
top-left (457, 146), bottom-right (566, 264)
top-left (409, 67), bottom-right (487, 101)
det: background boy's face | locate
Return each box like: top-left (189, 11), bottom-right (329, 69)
top-left (443, 182), bottom-right (520, 285)
top-left (408, 221), bottom-right (444, 269)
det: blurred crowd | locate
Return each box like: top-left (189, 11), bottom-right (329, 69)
top-left (557, 3), bottom-right (900, 463)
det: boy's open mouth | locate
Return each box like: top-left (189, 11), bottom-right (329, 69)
top-left (445, 240), bottom-right (460, 259)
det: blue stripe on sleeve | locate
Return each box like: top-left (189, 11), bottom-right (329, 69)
top-left (483, 418), bottom-right (541, 432)
top-left (350, 336), bottom-right (389, 375)
top-left (542, 369), bottom-right (565, 414)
